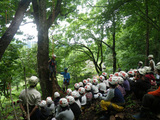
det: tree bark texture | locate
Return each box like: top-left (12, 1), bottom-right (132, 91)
top-left (145, 0), bottom-right (149, 66)
top-left (0, 0), bottom-right (31, 60)
top-left (112, 16), bottom-right (116, 73)
top-left (32, 0), bottom-right (62, 99)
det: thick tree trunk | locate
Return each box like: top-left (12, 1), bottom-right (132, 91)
top-left (112, 16), bottom-right (116, 73)
top-left (37, 27), bottom-right (52, 99)
top-left (0, 0), bottom-right (31, 60)
top-left (35, 0), bottom-right (62, 99)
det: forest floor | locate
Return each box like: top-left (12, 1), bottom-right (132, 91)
top-left (1, 94), bottom-right (160, 120)
top-left (79, 94), bottom-right (160, 120)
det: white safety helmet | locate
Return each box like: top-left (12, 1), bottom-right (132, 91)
top-left (52, 54), bottom-right (56, 57)
top-left (127, 71), bottom-right (134, 76)
top-left (143, 66), bottom-right (151, 73)
top-left (87, 83), bottom-right (92, 87)
top-left (117, 77), bottom-right (124, 84)
top-left (102, 72), bottom-right (107, 77)
top-left (120, 71), bottom-right (128, 79)
top-left (71, 91), bottom-right (79, 98)
top-left (93, 76), bottom-right (97, 79)
top-left (156, 64), bottom-right (160, 70)
top-left (87, 78), bottom-right (92, 83)
top-left (133, 69), bottom-right (138, 74)
top-left (28, 76), bottom-right (39, 86)
top-left (92, 79), bottom-right (98, 85)
top-left (46, 97), bottom-right (53, 104)
top-left (83, 79), bottom-right (88, 85)
top-left (156, 62), bottom-right (160, 66)
top-left (78, 87), bottom-right (85, 94)
top-left (66, 89), bottom-right (72, 95)
top-left (148, 54), bottom-right (154, 58)
top-left (39, 100), bottom-right (47, 107)
top-left (79, 82), bottom-right (83, 87)
top-left (109, 74), bottom-right (114, 78)
top-left (59, 98), bottom-right (68, 107)
top-left (85, 85), bottom-right (91, 91)
top-left (99, 75), bottom-right (105, 82)
top-left (108, 77), bottom-right (118, 85)
top-left (54, 92), bottom-right (60, 98)
top-left (138, 68), bottom-right (146, 75)
top-left (74, 83), bottom-right (80, 89)
top-left (139, 61), bottom-right (143, 65)
top-left (67, 96), bottom-right (75, 105)
top-left (114, 72), bottom-right (120, 77)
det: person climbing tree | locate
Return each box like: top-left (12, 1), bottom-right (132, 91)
top-left (59, 68), bottom-right (70, 93)
top-left (48, 54), bottom-right (57, 81)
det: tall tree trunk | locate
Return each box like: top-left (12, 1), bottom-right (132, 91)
top-left (0, 0), bottom-right (31, 60)
top-left (32, 0), bottom-right (62, 99)
top-left (112, 16), bottom-right (116, 73)
top-left (37, 27), bottom-right (52, 99)
top-left (145, 0), bottom-right (149, 66)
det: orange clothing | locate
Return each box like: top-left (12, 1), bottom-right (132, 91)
top-left (148, 86), bottom-right (160, 96)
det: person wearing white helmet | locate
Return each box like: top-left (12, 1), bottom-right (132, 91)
top-left (97, 75), bottom-right (107, 95)
top-left (73, 83), bottom-right (80, 98)
top-left (102, 72), bottom-right (109, 89)
top-left (48, 54), bottom-right (57, 81)
top-left (19, 76), bottom-right (41, 120)
top-left (91, 79), bottom-right (99, 99)
top-left (83, 79), bottom-right (88, 86)
top-left (71, 91), bottom-right (81, 108)
top-left (55, 98), bottom-right (74, 120)
top-left (99, 77), bottom-right (125, 113)
top-left (39, 100), bottom-right (50, 120)
top-left (74, 83), bottom-right (80, 91)
top-left (155, 62), bottom-right (160, 85)
top-left (117, 77), bottom-right (126, 96)
top-left (109, 74), bottom-right (114, 78)
top-left (67, 96), bottom-right (81, 120)
top-left (132, 68), bottom-right (151, 100)
top-left (143, 66), bottom-right (156, 86)
top-left (155, 62), bottom-right (160, 81)
top-left (84, 85), bottom-right (93, 107)
top-left (119, 71), bottom-right (130, 94)
top-left (148, 54), bottom-right (155, 73)
top-left (54, 92), bottom-right (61, 106)
top-left (102, 72), bottom-right (107, 79)
top-left (78, 82), bottom-right (83, 87)
top-left (133, 63), bottom-right (160, 119)
top-left (87, 78), bottom-right (92, 83)
top-left (66, 88), bottom-right (72, 97)
top-left (127, 70), bottom-right (135, 80)
top-left (114, 72), bottom-right (120, 77)
top-left (46, 97), bottom-right (56, 118)
top-left (78, 87), bottom-right (87, 109)
top-left (137, 61), bottom-right (143, 69)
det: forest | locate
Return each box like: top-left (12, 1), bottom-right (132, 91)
top-left (0, 0), bottom-right (160, 120)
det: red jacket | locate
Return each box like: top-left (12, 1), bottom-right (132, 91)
top-left (145, 74), bottom-right (156, 85)
top-left (148, 86), bottom-right (160, 96)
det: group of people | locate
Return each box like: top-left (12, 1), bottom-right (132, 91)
top-left (19, 54), bottom-right (160, 120)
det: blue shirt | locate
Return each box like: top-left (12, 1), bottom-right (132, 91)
top-left (111, 87), bottom-right (125, 104)
top-left (60, 72), bottom-right (70, 82)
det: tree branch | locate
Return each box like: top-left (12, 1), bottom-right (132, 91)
top-left (134, 2), bottom-right (160, 31)
top-left (87, 2), bottom-right (107, 7)
top-left (0, 0), bottom-right (31, 60)
top-left (32, 0), bottom-right (39, 27)
top-left (47, 0), bottom-right (62, 29)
